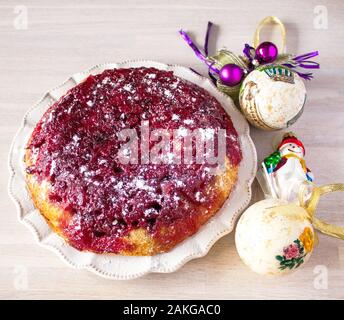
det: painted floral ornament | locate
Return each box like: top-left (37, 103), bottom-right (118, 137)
top-left (235, 132), bottom-right (344, 275)
top-left (179, 17), bottom-right (319, 130)
top-left (235, 198), bottom-right (315, 275)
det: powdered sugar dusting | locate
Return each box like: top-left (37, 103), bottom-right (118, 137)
top-left (26, 66), bottom-right (242, 253)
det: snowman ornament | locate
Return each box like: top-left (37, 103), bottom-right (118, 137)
top-left (258, 133), bottom-right (314, 203)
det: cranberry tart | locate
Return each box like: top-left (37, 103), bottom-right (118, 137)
top-left (25, 67), bottom-right (242, 255)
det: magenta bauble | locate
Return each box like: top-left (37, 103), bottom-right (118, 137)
top-left (255, 41), bottom-right (278, 64)
top-left (219, 64), bottom-right (244, 86)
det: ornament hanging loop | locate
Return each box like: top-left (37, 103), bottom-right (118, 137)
top-left (298, 183), bottom-right (344, 240)
top-left (253, 16), bottom-right (286, 53)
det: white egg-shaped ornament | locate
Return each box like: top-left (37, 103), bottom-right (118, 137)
top-left (239, 66), bottom-right (307, 130)
top-left (235, 198), bottom-right (315, 275)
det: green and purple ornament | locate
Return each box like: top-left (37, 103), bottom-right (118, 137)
top-left (179, 18), bottom-right (320, 130)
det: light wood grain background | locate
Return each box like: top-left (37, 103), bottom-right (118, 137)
top-left (1, 0), bottom-right (344, 300)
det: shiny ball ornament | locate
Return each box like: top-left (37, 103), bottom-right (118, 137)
top-left (255, 41), bottom-right (278, 64)
top-left (219, 63), bottom-right (244, 86)
top-left (235, 198), bottom-right (315, 275)
top-left (239, 66), bottom-right (307, 130)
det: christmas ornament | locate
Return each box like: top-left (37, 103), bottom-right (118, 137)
top-left (219, 63), bottom-right (244, 86)
top-left (235, 198), bottom-right (314, 275)
top-left (235, 132), bottom-right (344, 275)
top-left (179, 17), bottom-right (319, 130)
top-left (239, 66), bottom-right (307, 130)
top-left (258, 132), bottom-right (314, 202)
top-left (255, 41), bottom-right (278, 64)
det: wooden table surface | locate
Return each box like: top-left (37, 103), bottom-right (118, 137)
top-left (1, 0), bottom-right (344, 300)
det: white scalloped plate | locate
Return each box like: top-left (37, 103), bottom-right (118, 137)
top-left (8, 60), bottom-right (257, 280)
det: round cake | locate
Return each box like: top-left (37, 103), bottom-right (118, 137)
top-left (25, 67), bottom-right (242, 255)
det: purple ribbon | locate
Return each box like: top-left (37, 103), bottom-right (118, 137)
top-left (203, 22), bottom-right (220, 83)
top-left (243, 44), bottom-right (256, 70)
top-left (283, 51), bottom-right (320, 80)
top-left (180, 22), bottom-right (320, 82)
top-left (179, 22), bottom-right (220, 74)
top-left (204, 21), bottom-right (212, 56)
top-left (243, 44), bottom-right (254, 60)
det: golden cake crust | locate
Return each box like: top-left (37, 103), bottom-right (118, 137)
top-left (24, 67), bottom-right (242, 255)
top-left (25, 146), bottom-right (238, 255)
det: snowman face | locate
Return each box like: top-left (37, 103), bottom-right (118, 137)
top-left (279, 142), bottom-right (304, 157)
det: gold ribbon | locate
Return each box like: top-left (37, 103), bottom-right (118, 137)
top-left (253, 16), bottom-right (287, 53)
top-left (298, 183), bottom-right (344, 240)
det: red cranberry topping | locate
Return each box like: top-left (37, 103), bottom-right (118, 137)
top-left (27, 67), bottom-right (241, 253)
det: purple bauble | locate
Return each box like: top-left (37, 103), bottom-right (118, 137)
top-left (255, 41), bottom-right (278, 64)
top-left (219, 64), bottom-right (244, 86)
